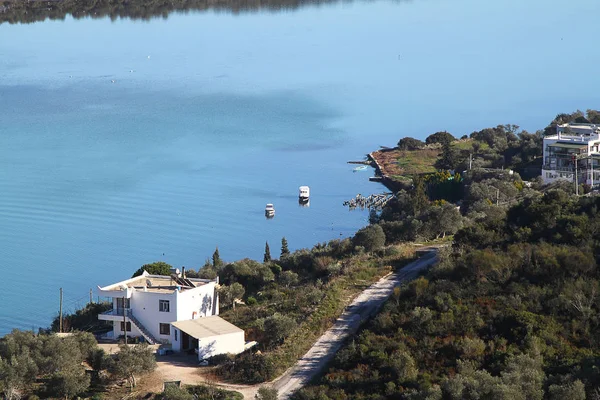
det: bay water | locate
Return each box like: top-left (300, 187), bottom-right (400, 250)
top-left (0, 0), bottom-right (599, 335)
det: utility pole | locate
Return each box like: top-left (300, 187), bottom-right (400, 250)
top-left (469, 153), bottom-right (473, 170)
top-left (591, 156), bottom-right (594, 189)
top-left (59, 288), bottom-right (63, 333)
top-left (123, 296), bottom-right (127, 345)
top-left (575, 156), bottom-right (579, 196)
top-left (89, 289), bottom-right (93, 305)
top-left (496, 188), bottom-right (500, 206)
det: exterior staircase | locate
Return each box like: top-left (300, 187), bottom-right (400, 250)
top-left (126, 310), bottom-right (158, 345)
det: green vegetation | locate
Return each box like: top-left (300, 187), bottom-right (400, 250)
top-left (397, 137), bottom-right (426, 151)
top-left (281, 237), bottom-right (290, 258)
top-left (425, 131), bottom-right (455, 146)
top-left (294, 110), bottom-right (600, 400)
top-left (0, 330), bottom-right (157, 399)
top-left (132, 261), bottom-right (174, 277)
top-left (159, 384), bottom-right (243, 400)
top-left (50, 302), bottom-right (112, 334)
top-left (202, 238), bottom-right (416, 383)
top-left (255, 387), bottom-right (279, 400)
top-left (264, 242), bottom-right (272, 263)
top-left (395, 149), bottom-right (439, 175)
top-left (109, 344), bottom-right (156, 389)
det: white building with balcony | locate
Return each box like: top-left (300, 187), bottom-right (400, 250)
top-left (542, 123), bottom-right (600, 185)
top-left (98, 270), bottom-right (247, 359)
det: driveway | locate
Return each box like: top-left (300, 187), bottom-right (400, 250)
top-left (272, 251), bottom-right (438, 398)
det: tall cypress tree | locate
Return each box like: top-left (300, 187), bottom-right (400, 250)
top-left (412, 175), bottom-right (429, 216)
top-left (281, 237), bottom-right (290, 258)
top-left (212, 246), bottom-right (222, 268)
top-left (264, 241), bottom-right (272, 263)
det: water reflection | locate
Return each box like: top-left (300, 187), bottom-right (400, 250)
top-left (299, 199), bottom-right (310, 207)
top-left (0, 0), bottom-right (395, 24)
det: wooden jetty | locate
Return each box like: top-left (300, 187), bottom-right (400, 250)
top-left (347, 160), bottom-right (372, 165)
top-left (343, 193), bottom-right (395, 210)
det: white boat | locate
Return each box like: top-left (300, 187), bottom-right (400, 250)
top-left (353, 165), bottom-right (368, 172)
top-left (299, 186), bottom-right (310, 202)
top-left (265, 203), bottom-right (275, 218)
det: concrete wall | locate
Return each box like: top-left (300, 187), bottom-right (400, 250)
top-left (175, 282), bottom-right (217, 321)
top-left (104, 281), bottom-right (219, 345)
top-left (130, 290), bottom-right (178, 343)
top-left (197, 331), bottom-right (245, 360)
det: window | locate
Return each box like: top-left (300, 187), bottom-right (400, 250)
top-left (174, 329), bottom-right (178, 341)
top-left (116, 298), bottom-right (130, 310)
top-left (159, 300), bottom-right (170, 312)
top-left (120, 322), bottom-right (131, 332)
top-left (159, 323), bottom-right (170, 335)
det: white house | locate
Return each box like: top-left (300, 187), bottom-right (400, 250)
top-left (542, 123), bottom-right (600, 185)
top-left (98, 270), bottom-right (219, 345)
top-left (98, 269), bottom-right (247, 359)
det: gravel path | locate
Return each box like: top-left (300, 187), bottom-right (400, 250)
top-left (272, 251), bottom-right (438, 398)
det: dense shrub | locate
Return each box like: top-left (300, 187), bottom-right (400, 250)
top-left (295, 188), bottom-right (600, 400)
top-left (131, 261), bottom-right (173, 277)
top-left (425, 131), bottom-right (455, 145)
top-left (397, 137), bottom-right (425, 150)
top-left (352, 225), bottom-right (386, 252)
top-left (217, 351), bottom-right (275, 383)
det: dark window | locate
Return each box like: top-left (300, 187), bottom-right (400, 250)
top-left (159, 323), bottom-right (170, 335)
top-left (120, 322), bottom-right (131, 332)
top-left (116, 298), bottom-right (130, 310)
top-left (159, 300), bottom-right (170, 312)
top-left (174, 329), bottom-right (178, 341)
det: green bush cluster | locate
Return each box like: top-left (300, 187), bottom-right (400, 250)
top-left (295, 188), bottom-right (600, 400)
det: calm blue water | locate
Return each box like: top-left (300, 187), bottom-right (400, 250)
top-left (1, 0), bottom-right (599, 335)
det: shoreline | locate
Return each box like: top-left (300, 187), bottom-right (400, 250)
top-left (368, 150), bottom-right (410, 193)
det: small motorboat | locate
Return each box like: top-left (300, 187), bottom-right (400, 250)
top-left (265, 203), bottom-right (275, 218)
top-left (299, 186), bottom-right (310, 202)
top-left (353, 165), bottom-right (368, 172)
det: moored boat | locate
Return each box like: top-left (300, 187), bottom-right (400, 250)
top-left (265, 203), bottom-right (275, 218)
top-left (299, 186), bottom-right (310, 202)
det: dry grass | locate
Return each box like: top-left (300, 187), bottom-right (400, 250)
top-left (371, 139), bottom-right (489, 181)
top-left (372, 148), bottom-right (440, 177)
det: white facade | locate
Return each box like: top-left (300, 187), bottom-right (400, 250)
top-left (171, 316), bottom-right (246, 361)
top-left (197, 331), bottom-right (245, 359)
top-left (98, 271), bottom-right (219, 346)
top-left (542, 123), bottom-right (600, 185)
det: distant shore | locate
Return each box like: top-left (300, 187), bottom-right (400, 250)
top-left (0, 0), bottom-right (361, 24)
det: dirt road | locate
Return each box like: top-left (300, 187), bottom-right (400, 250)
top-left (271, 251), bottom-right (438, 398)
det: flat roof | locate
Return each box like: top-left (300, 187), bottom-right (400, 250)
top-left (172, 316), bottom-right (243, 339)
top-left (99, 271), bottom-right (214, 293)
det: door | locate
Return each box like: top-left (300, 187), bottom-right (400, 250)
top-left (182, 331), bottom-right (190, 350)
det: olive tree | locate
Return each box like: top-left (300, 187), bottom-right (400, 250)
top-left (352, 225), bottom-right (386, 252)
top-left (109, 344), bottom-right (156, 389)
top-left (219, 283), bottom-right (245, 310)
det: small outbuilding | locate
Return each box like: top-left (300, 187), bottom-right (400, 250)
top-left (171, 316), bottom-right (245, 360)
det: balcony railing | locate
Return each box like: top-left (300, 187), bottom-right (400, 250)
top-left (100, 308), bottom-right (131, 317)
top-left (542, 165), bottom-right (574, 172)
